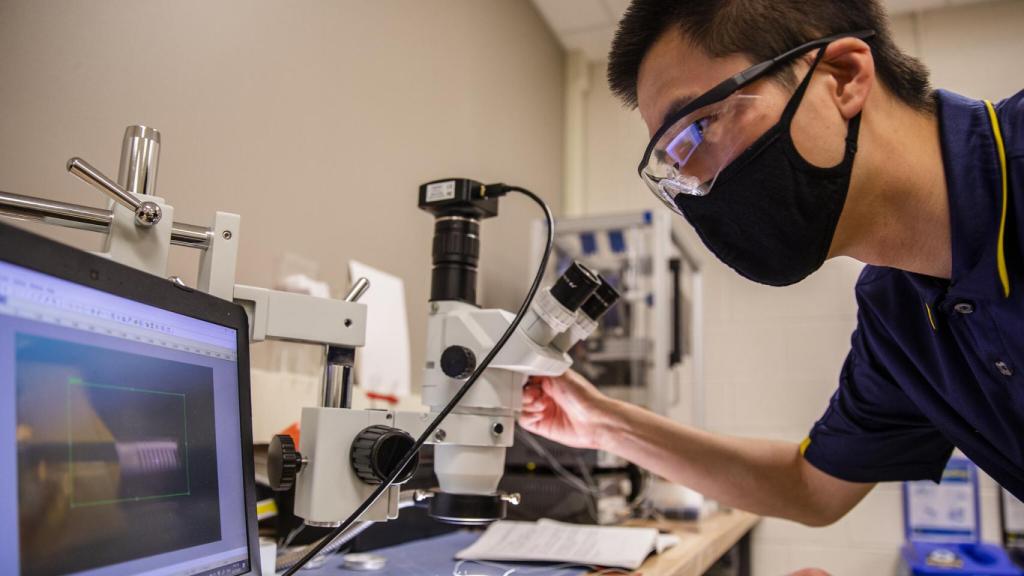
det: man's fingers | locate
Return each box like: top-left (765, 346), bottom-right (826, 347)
top-left (526, 376), bottom-right (550, 389)
top-left (519, 410), bottom-right (542, 424)
top-left (520, 402), bottom-right (542, 414)
top-left (518, 412), bottom-right (544, 431)
top-left (521, 385), bottom-right (540, 405)
top-left (541, 374), bottom-right (573, 402)
top-left (521, 393), bottom-right (551, 414)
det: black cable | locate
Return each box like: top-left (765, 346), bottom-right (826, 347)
top-left (281, 186), bottom-right (554, 575)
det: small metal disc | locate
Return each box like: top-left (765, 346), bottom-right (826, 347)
top-left (342, 553), bottom-right (387, 571)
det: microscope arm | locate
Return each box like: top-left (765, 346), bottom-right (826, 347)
top-left (232, 284), bottom-right (366, 348)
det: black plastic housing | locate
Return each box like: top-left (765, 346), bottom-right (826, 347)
top-left (428, 492), bottom-right (507, 526)
top-left (430, 217), bottom-right (480, 304)
top-left (418, 178), bottom-right (498, 219)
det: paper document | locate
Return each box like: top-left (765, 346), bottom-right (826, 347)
top-left (455, 519), bottom-right (678, 570)
top-left (347, 261), bottom-right (411, 397)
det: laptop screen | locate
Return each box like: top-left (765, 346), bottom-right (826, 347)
top-left (0, 259), bottom-right (252, 576)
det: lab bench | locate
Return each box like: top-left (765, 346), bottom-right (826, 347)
top-left (623, 509), bottom-right (760, 576)
top-left (300, 509), bottom-right (759, 576)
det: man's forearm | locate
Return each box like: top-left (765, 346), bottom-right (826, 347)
top-left (594, 398), bottom-right (871, 526)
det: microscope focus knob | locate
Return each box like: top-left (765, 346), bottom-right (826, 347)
top-left (268, 434), bottom-right (303, 492)
top-left (440, 345), bottom-right (477, 379)
top-left (351, 425), bottom-right (419, 485)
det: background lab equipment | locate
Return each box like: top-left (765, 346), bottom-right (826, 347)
top-left (504, 210), bottom-right (704, 524)
top-left (901, 458), bottom-right (1023, 576)
top-left (0, 221), bottom-right (261, 575)
top-left (530, 210), bottom-right (702, 420)
top-left (1003, 489), bottom-right (1024, 568)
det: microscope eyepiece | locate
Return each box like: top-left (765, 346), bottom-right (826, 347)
top-left (579, 277), bottom-right (620, 321)
top-left (549, 261), bottom-right (600, 312)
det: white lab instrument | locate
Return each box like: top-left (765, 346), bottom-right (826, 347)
top-left (269, 179), bottom-right (619, 534)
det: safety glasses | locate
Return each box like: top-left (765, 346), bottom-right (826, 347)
top-left (638, 30), bottom-right (875, 212)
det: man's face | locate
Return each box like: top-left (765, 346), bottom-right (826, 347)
top-left (636, 29), bottom-right (850, 173)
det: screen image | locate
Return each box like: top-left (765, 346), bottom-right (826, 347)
top-left (17, 335), bottom-right (222, 575)
top-left (0, 259), bottom-right (251, 576)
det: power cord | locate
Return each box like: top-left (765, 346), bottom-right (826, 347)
top-left (281, 185), bottom-right (554, 575)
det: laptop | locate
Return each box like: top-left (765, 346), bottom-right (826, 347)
top-left (0, 221), bottom-right (260, 575)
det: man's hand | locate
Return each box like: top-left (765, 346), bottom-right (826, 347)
top-left (519, 370), bottom-right (616, 449)
top-left (518, 370), bottom-right (874, 527)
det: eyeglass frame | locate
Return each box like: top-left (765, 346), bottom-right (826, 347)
top-left (636, 29), bottom-right (877, 184)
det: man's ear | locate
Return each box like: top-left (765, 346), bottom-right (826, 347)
top-left (820, 37), bottom-right (874, 120)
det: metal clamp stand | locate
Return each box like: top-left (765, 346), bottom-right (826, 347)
top-left (0, 123), bottom-right (369, 383)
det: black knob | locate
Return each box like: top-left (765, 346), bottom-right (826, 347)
top-left (350, 425), bottom-right (419, 485)
top-left (268, 434), bottom-right (303, 492)
top-left (440, 345), bottom-right (477, 379)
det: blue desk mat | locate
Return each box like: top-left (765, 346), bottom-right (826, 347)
top-left (299, 530), bottom-right (590, 576)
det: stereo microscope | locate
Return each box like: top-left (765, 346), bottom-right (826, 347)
top-left (267, 178), bottom-right (619, 527)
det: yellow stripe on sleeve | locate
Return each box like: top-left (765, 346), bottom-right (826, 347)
top-left (984, 100), bottom-right (1011, 298)
top-left (799, 436), bottom-right (812, 456)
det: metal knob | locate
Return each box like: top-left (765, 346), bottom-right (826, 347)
top-left (67, 157), bottom-right (162, 227)
top-left (268, 434), bottom-right (304, 491)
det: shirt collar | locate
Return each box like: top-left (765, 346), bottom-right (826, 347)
top-left (910, 90), bottom-right (1003, 304)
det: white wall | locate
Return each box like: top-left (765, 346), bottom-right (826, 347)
top-left (578, 1), bottom-right (1023, 574)
top-left (891, 0), bottom-right (1024, 100)
top-left (0, 1), bottom-right (564, 392)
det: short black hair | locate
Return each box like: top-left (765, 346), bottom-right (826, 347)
top-left (608, 0), bottom-right (933, 112)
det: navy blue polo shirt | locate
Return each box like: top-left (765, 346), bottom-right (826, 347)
top-left (803, 89), bottom-right (1024, 500)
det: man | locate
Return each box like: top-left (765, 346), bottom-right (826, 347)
top-left (520, 0), bottom-right (1023, 531)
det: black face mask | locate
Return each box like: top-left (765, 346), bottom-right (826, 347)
top-left (673, 50), bottom-right (861, 286)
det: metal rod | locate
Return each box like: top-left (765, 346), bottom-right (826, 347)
top-left (118, 125), bottom-right (160, 197)
top-left (322, 346), bottom-right (355, 409)
top-left (0, 189), bottom-right (211, 249)
top-left (321, 363), bottom-right (353, 408)
top-left (344, 277), bottom-right (370, 302)
top-left (67, 157), bottom-right (143, 212)
top-left (0, 189), bottom-right (112, 232)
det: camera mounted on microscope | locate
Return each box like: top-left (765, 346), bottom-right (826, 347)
top-left (418, 178), bottom-right (499, 306)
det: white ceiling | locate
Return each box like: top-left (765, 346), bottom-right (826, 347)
top-left (531, 0), bottom-right (997, 61)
